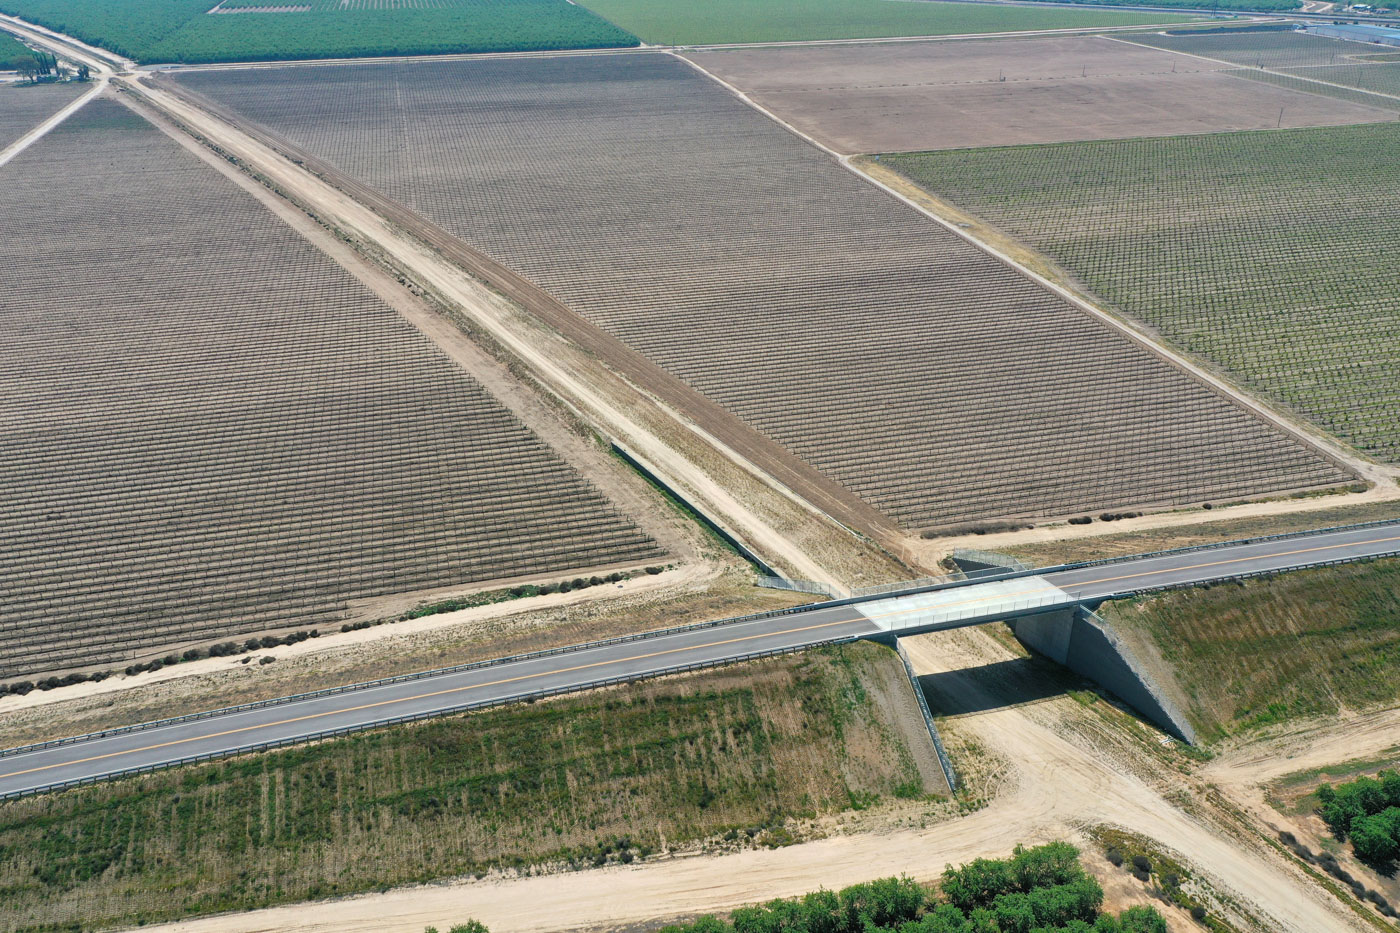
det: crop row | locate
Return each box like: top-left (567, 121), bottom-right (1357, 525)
top-left (0, 0), bottom-right (636, 63)
top-left (177, 53), bottom-right (1354, 531)
top-left (0, 81), bottom-right (84, 150)
top-left (885, 121), bottom-right (1400, 464)
top-left (0, 99), bottom-right (663, 679)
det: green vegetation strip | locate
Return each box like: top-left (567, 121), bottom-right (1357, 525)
top-left (0, 644), bottom-right (929, 931)
top-left (885, 123), bottom-right (1400, 464)
top-left (662, 843), bottom-right (1169, 933)
top-left (575, 0), bottom-right (1194, 46)
top-left (1096, 557), bottom-right (1400, 741)
top-left (0, 29), bottom-right (32, 61)
top-left (0, 0), bottom-right (637, 64)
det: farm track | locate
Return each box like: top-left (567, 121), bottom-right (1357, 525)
top-left (170, 53), bottom-right (1354, 533)
top-left (0, 98), bottom-right (665, 680)
top-left (0, 80), bottom-right (87, 152)
top-left (148, 71), bottom-right (908, 550)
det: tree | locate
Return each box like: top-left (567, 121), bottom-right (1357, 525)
top-left (942, 857), bottom-right (1015, 912)
top-left (1118, 906), bottom-right (1168, 933)
top-left (12, 55), bottom-right (38, 80)
top-left (1350, 808), bottom-right (1400, 864)
top-left (1011, 842), bottom-right (1083, 892)
top-left (77, 63), bottom-right (90, 81)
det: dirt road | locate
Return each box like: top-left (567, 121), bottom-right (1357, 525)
top-left (137, 627), bottom-right (1369, 933)
top-left (113, 76), bottom-right (884, 590)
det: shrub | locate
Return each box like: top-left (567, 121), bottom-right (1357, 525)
top-left (1352, 810), bottom-right (1400, 863)
top-left (645, 565), bottom-right (664, 574)
top-left (1105, 849), bottom-right (1124, 867)
top-left (1190, 905), bottom-right (1207, 921)
top-left (942, 856), bottom-right (1016, 911)
top-left (1130, 855), bottom-right (1152, 874)
top-left (1119, 905), bottom-right (1168, 933)
top-left (1068, 516), bottom-right (1093, 525)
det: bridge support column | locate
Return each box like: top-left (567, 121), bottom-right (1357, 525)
top-left (1010, 607), bottom-right (1198, 745)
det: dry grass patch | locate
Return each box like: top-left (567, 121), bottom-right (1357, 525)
top-left (1097, 558), bottom-right (1400, 741)
top-left (0, 642), bottom-right (933, 932)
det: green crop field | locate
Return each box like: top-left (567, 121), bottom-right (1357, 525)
top-left (0, 29), bottom-right (32, 61)
top-left (575, 0), bottom-right (1195, 46)
top-left (0, 644), bottom-right (935, 931)
top-left (1227, 67), bottom-right (1400, 112)
top-left (1284, 61), bottom-right (1400, 98)
top-left (1098, 558), bottom-right (1400, 741)
top-left (884, 123), bottom-right (1400, 464)
top-left (0, 0), bottom-right (637, 63)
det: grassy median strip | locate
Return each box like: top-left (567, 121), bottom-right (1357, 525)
top-left (0, 643), bottom-right (931, 932)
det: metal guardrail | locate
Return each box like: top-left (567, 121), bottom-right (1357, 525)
top-left (949, 548), bottom-right (1032, 574)
top-left (16, 520), bottom-right (1394, 761)
top-left (6, 521), bottom-right (1395, 781)
top-left (1121, 549), bottom-right (1400, 599)
top-left (0, 597), bottom-right (848, 760)
top-left (0, 634), bottom-right (861, 801)
top-left (1042, 518), bottom-right (1400, 575)
top-left (893, 639), bottom-right (957, 793)
top-left (756, 576), bottom-right (838, 598)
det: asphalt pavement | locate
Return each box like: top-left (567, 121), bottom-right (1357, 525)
top-left (2, 521), bottom-right (1396, 798)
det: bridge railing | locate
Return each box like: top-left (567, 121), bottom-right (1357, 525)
top-left (877, 591), bottom-right (1076, 637)
top-left (756, 576), bottom-right (839, 598)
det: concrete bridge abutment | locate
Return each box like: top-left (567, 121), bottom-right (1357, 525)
top-left (1009, 606), bottom-right (1197, 744)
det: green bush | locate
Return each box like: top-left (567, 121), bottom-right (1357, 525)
top-left (661, 844), bottom-right (1164, 933)
top-left (1317, 770), bottom-right (1400, 863)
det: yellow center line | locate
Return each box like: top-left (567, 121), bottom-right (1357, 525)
top-left (5, 531), bottom-right (1396, 785)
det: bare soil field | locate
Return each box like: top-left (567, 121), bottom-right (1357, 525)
top-left (173, 52), bottom-right (1352, 534)
top-left (0, 79), bottom-right (83, 149)
top-left (682, 36), bottom-right (1396, 154)
top-left (0, 97), bottom-right (668, 681)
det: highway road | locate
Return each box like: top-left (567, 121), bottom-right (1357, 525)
top-left (1, 521), bottom-right (1397, 798)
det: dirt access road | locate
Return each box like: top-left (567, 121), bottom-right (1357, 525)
top-left (121, 70), bottom-right (903, 590)
top-left (138, 626), bottom-right (1374, 933)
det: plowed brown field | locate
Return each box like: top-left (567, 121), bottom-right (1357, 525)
top-left (0, 97), bottom-right (664, 680)
top-left (174, 52), bottom-right (1353, 533)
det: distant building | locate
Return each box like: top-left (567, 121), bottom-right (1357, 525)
top-left (1304, 23), bottom-right (1400, 47)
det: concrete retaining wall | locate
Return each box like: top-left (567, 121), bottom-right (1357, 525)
top-left (1011, 607), bottom-right (1197, 744)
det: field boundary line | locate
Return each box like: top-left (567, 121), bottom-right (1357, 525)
top-left (0, 78), bottom-right (105, 168)
top-left (136, 72), bottom-right (907, 558)
top-left (672, 50), bottom-right (1365, 490)
top-left (1105, 33), bottom-right (1400, 102)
